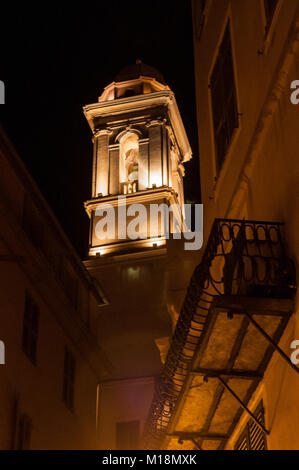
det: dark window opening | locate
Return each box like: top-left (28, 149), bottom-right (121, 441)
top-left (22, 195), bottom-right (44, 250)
top-left (60, 262), bottom-right (78, 309)
top-left (116, 420), bottom-right (140, 450)
top-left (235, 401), bottom-right (267, 450)
top-left (22, 292), bottom-right (39, 365)
top-left (117, 88), bottom-right (136, 99)
top-left (62, 347), bottom-right (75, 411)
top-left (264, 0), bottom-right (279, 33)
top-left (123, 88), bottom-right (135, 98)
top-left (194, 0), bottom-right (206, 42)
top-left (16, 414), bottom-right (32, 450)
top-left (210, 23), bottom-right (239, 173)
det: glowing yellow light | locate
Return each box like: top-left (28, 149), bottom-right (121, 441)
top-left (95, 249), bottom-right (107, 256)
top-left (150, 171), bottom-right (162, 188)
top-left (150, 240), bottom-right (165, 248)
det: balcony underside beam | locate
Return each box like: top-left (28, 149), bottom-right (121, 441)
top-left (168, 432), bottom-right (228, 440)
top-left (213, 295), bottom-right (294, 316)
top-left (190, 369), bottom-right (262, 380)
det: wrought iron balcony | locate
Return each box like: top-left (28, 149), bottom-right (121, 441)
top-left (143, 219), bottom-right (296, 450)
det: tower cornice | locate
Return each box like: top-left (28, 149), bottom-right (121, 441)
top-left (94, 128), bottom-right (113, 138)
top-left (83, 91), bottom-right (192, 162)
top-left (84, 186), bottom-right (179, 217)
top-left (145, 118), bottom-right (167, 128)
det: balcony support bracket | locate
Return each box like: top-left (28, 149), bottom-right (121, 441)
top-left (243, 310), bottom-right (299, 375)
top-left (204, 375), bottom-right (270, 436)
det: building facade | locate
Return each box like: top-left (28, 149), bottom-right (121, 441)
top-left (143, 0), bottom-right (299, 451)
top-left (0, 127), bottom-right (111, 449)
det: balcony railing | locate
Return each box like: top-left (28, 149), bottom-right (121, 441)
top-left (142, 219), bottom-right (296, 450)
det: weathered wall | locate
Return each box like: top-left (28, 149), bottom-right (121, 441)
top-left (193, 0), bottom-right (299, 449)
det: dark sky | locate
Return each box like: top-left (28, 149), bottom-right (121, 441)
top-left (0, 1), bottom-right (200, 257)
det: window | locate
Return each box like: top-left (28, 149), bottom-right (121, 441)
top-left (194, 0), bottom-right (206, 42)
top-left (60, 261), bottom-right (78, 309)
top-left (116, 420), bottom-right (140, 450)
top-left (22, 195), bottom-right (44, 250)
top-left (16, 414), bottom-right (32, 450)
top-left (210, 23), bottom-right (239, 173)
top-left (62, 347), bottom-right (76, 411)
top-left (264, 0), bottom-right (279, 33)
top-left (235, 401), bottom-right (267, 450)
top-left (22, 292), bottom-right (39, 364)
top-left (123, 88), bottom-right (135, 98)
top-left (119, 132), bottom-right (139, 194)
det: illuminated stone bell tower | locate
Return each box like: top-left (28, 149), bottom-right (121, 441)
top-left (83, 60), bottom-right (191, 256)
top-left (83, 61), bottom-right (193, 450)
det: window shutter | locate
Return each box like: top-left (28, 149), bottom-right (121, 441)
top-left (235, 401), bottom-right (267, 450)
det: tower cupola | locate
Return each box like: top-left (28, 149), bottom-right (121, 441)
top-left (99, 60), bottom-right (170, 101)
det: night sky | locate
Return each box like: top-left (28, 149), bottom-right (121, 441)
top-left (0, 1), bottom-right (200, 257)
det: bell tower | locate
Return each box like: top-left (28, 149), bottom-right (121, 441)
top-left (83, 62), bottom-right (193, 450)
top-left (83, 60), bottom-right (191, 256)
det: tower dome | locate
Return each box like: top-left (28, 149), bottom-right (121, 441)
top-left (98, 60), bottom-right (170, 102)
top-left (114, 60), bottom-right (167, 85)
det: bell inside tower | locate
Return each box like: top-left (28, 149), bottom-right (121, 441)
top-left (119, 132), bottom-right (139, 194)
